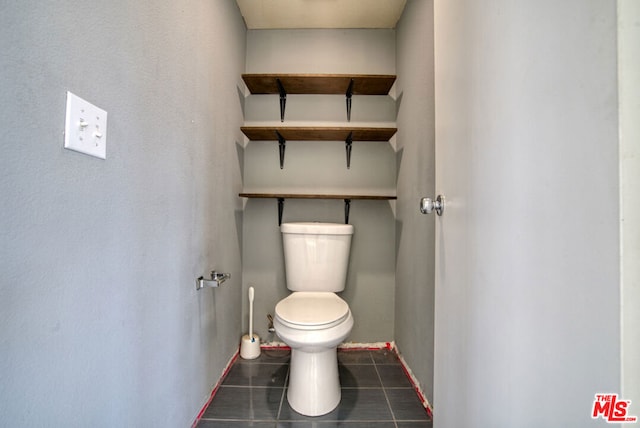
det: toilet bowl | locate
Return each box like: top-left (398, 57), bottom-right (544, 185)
top-left (274, 222), bottom-right (354, 417)
top-left (274, 292), bottom-right (354, 416)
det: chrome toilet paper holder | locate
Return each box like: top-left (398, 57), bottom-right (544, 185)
top-left (196, 271), bottom-right (231, 290)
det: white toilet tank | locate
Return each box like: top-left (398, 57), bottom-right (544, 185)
top-left (281, 222), bottom-right (354, 292)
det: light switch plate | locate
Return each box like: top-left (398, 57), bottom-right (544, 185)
top-left (64, 91), bottom-right (108, 159)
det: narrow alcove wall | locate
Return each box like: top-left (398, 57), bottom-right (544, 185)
top-left (241, 29), bottom-right (398, 342)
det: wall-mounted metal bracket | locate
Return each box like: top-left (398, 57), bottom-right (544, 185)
top-left (196, 271), bottom-right (231, 290)
top-left (276, 131), bottom-right (286, 169)
top-left (345, 79), bottom-right (354, 122)
top-left (273, 197), bottom-right (351, 226)
top-left (276, 78), bottom-right (287, 122)
top-left (345, 132), bottom-right (353, 169)
top-left (277, 198), bottom-right (285, 225)
top-left (344, 199), bottom-right (351, 224)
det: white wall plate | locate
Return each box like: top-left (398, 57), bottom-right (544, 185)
top-left (64, 91), bottom-right (108, 159)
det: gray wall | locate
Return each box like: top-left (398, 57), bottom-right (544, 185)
top-left (433, 1), bottom-right (620, 426)
top-left (0, 2), bottom-right (246, 427)
top-left (394, 0), bottom-right (436, 405)
top-left (242, 30), bottom-right (397, 342)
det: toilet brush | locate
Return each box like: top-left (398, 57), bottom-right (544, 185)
top-left (240, 286), bottom-right (260, 359)
top-left (249, 286), bottom-right (255, 342)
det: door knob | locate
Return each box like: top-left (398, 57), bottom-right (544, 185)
top-left (420, 194), bottom-right (445, 216)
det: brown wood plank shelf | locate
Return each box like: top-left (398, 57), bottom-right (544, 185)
top-left (242, 73), bottom-right (396, 121)
top-left (241, 126), bottom-right (396, 141)
top-left (239, 193), bottom-right (396, 200)
top-left (240, 126), bottom-right (397, 169)
top-left (239, 192), bottom-right (397, 225)
top-left (242, 74), bottom-right (396, 95)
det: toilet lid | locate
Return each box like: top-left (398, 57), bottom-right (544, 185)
top-left (275, 292), bottom-right (350, 328)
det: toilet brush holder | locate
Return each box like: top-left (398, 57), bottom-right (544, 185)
top-left (240, 334), bottom-right (261, 359)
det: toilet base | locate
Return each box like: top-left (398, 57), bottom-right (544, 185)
top-left (287, 347), bottom-right (340, 416)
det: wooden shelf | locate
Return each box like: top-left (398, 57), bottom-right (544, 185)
top-left (239, 192), bottom-right (396, 225)
top-left (242, 74), bottom-right (396, 95)
top-left (242, 73), bottom-right (396, 122)
top-left (241, 126), bottom-right (396, 169)
top-left (240, 126), bottom-right (397, 142)
top-left (239, 193), bottom-right (396, 200)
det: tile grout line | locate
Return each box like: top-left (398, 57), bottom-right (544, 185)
top-left (372, 353), bottom-right (400, 428)
top-left (275, 364), bottom-right (290, 422)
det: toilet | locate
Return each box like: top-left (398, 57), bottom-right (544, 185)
top-left (274, 222), bottom-right (355, 416)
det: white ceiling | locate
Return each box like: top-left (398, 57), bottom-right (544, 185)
top-left (235, 0), bottom-right (407, 29)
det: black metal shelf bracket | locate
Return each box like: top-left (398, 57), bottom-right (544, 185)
top-left (344, 199), bottom-right (351, 224)
top-left (345, 79), bottom-right (354, 122)
top-left (276, 131), bottom-right (286, 169)
top-left (345, 131), bottom-right (353, 169)
top-left (277, 198), bottom-right (285, 226)
top-left (276, 78), bottom-right (287, 122)
top-left (274, 197), bottom-right (351, 226)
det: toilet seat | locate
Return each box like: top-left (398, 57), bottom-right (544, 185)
top-left (275, 292), bottom-right (350, 331)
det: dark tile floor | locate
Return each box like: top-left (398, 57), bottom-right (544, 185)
top-left (197, 348), bottom-right (432, 427)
